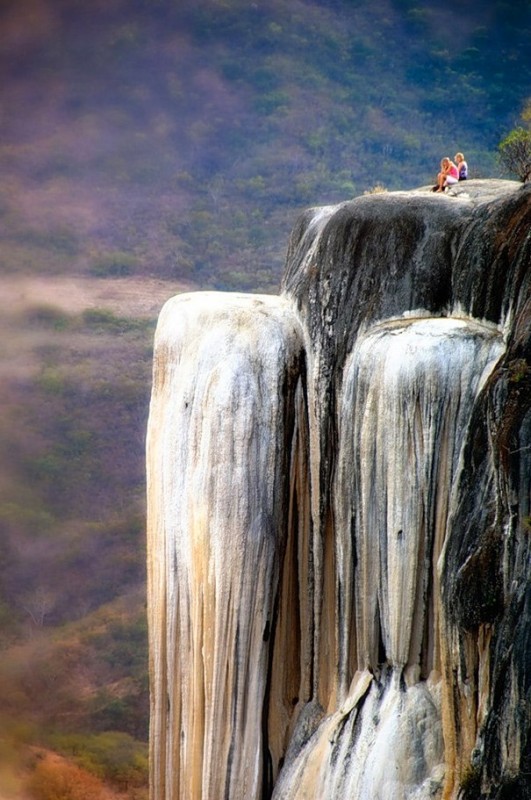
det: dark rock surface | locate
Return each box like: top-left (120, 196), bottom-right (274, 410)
top-left (279, 179), bottom-right (531, 799)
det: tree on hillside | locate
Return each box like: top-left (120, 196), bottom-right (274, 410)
top-left (498, 100), bottom-right (531, 182)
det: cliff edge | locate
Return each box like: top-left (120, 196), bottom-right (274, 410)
top-left (147, 179), bottom-right (531, 799)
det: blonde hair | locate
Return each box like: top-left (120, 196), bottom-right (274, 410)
top-left (455, 152), bottom-right (464, 161)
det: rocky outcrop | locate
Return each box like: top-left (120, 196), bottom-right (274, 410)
top-left (146, 180), bottom-right (531, 799)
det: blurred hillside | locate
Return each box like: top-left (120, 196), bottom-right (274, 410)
top-left (0, 279), bottom-right (175, 798)
top-left (0, 0), bottom-right (530, 796)
top-left (1, 0), bottom-right (530, 291)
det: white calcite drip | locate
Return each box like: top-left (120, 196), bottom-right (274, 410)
top-left (147, 292), bottom-right (304, 800)
top-left (272, 316), bottom-right (504, 800)
top-left (336, 317), bottom-right (504, 683)
top-left (148, 297), bottom-right (505, 800)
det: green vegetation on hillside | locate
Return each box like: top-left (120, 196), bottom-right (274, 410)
top-left (498, 100), bottom-right (531, 182)
top-left (1, 0), bottom-right (530, 290)
top-left (0, 300), bottom-right (152, 796)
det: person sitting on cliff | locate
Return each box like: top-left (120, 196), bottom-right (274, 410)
top-left (454, 152), bottom-right (468, 180)
top-left (432, 157), bottom-right (459, 192)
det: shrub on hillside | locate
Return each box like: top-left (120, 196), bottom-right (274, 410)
top-left (89, 251), bottom-right (139, 277)
top-left (48, 731), bottom-right (148, 790)
top-left (498, 102), bottom-right (531, 183)
top-left (498, 126), bottom-right (531, 182)
top-left (28, 757), bottom-right (107, 800)
top-left (81, 307), bottom-right (154, 335)
top-left (25, 305), bottom-right (72, 331)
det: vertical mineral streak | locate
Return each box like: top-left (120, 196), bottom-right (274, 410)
top-left (337, 317), bottom-right (504, 682)
top-left (146, 292), bottom-right (304, 800)
top-left (272, 316), bottom-right (504, 800)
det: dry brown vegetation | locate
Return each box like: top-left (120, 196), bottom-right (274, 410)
top-left (0, 744), bottom-right (146, 800)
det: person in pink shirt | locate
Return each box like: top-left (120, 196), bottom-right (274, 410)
top-left (433, 157), bottom-right (459, 192)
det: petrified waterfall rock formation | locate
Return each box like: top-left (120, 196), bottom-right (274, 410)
top-left (147, 180), bottom-right (531, 800)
